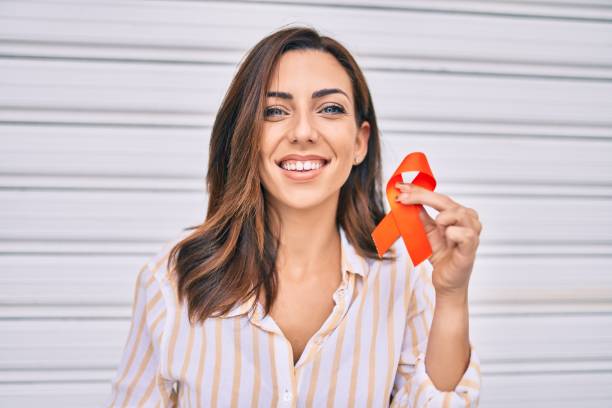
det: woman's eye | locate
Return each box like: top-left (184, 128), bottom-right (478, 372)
top-left (264, 107), bottom-right (286, 117)
top-left (264, 105), bottom-right (345, 118)
top-left (321, 104), bottom-right (346, 114)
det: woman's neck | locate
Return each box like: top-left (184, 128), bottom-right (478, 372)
top-left (270, 193), bottom-right (341, 282)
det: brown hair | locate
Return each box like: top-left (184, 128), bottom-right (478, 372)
top-left (167, 25), bottom-right (395, 325)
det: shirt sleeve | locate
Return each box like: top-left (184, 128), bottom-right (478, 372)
top-left (106, 263), bottom-right (177, 407)
top-left (390, 261), bottom-right (482, 407)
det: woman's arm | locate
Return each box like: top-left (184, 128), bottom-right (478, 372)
top-left (392, 181), bottom-right (483, 405)
top-left (425, 289), bottom-right (471, 391)
top-left (390, 262), bottom-right (481, 408)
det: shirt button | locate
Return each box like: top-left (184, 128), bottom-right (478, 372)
top-left (282, 390), bottom-right (293, 402)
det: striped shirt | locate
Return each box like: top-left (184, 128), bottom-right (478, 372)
top-left (106, 226), bottom-right (482, 407)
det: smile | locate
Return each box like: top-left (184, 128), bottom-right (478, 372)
top-left (276, 159), bottom-right (329, 181)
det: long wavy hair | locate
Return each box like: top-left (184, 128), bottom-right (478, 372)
top-left (167, 25), bottom-right (395, 325)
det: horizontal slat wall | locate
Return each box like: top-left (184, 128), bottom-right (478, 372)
top-left (1, 0), bottom-right (611, 406)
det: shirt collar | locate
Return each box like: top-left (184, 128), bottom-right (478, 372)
top-left (221, 225), bottom-right (369, 318)
top-left (339, 224), bottom-right (369, 278)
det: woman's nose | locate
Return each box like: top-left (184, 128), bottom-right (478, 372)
top-left (289, 112), bottom-right (318, 143)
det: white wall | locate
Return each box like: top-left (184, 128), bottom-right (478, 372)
top-left (1, 0), bottom-right (611, 406)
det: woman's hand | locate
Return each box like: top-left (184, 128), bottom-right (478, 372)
top-left (395, 182), bottom-right (482, 299)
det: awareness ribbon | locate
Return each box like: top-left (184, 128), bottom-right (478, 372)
top-left (371, 152), bottom-right (437, 266)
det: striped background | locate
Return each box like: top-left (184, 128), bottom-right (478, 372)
top-left (1, 1), bottom-right (611, 406)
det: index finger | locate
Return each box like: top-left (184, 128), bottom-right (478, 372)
top-left (395, 182), bottom-right (458, 212)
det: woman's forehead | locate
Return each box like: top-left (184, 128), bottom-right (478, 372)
top-left (267, 50), bottom-right (353, 101)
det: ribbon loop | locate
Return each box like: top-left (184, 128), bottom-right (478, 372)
top-left (371, 152), bottom-right (437, 266)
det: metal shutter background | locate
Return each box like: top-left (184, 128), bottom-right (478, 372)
top-left (1, 1), bottom-right (611, 406)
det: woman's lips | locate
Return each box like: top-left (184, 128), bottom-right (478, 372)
top-left (277, 161), bottom-right (328, 181)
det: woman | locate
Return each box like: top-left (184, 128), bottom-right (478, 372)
top-left (108, 26), bottom-right (482, 407)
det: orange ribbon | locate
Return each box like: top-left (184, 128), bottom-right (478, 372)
top-left (371, 152), bottom-right (437, 266)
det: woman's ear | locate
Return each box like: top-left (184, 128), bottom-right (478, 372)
top-left (355, 120), bottom-right (370, 160)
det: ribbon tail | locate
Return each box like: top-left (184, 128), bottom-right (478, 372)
top-left (403, 222), bottom-right (432, 266)
top-left (371, 213), bottom-right (400, 258)
top-left (394, 204), bottom-right (432, 266)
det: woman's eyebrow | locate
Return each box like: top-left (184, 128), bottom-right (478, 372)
top-left (266, 88), bottom-right (349, 100)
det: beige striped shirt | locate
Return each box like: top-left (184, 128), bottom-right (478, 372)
top-left (107, 226), bottom-right (481, 407)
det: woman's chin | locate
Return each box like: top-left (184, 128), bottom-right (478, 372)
top-left (271, 192), bottom-right (334, 212)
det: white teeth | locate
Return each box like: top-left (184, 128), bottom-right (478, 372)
top-left (280, 160), bottom-right (325, 171)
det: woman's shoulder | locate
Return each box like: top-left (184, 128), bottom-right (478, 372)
top-left (129, 229), bottom-right (194, 340)
top-left (144, 228), bottom-right (194, 284)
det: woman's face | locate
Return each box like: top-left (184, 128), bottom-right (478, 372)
top-left (259, 49), bottom-right (370, 212)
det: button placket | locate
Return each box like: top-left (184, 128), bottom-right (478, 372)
top-left (276, 334), bottom-right (297, 407)
top-left (282, 388), bottom-right (293, 403)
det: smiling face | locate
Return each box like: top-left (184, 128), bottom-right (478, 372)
top-left (259, 49), bottom-right (370, 213)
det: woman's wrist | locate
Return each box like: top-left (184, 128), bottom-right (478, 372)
top-left (435, 286), bottom-right (469, 309)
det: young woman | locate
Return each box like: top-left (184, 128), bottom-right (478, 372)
top-left (108, 26), bottom-right (482, 407)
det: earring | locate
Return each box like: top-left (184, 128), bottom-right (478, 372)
top-left (354, 156), bottom-right (360, 165)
